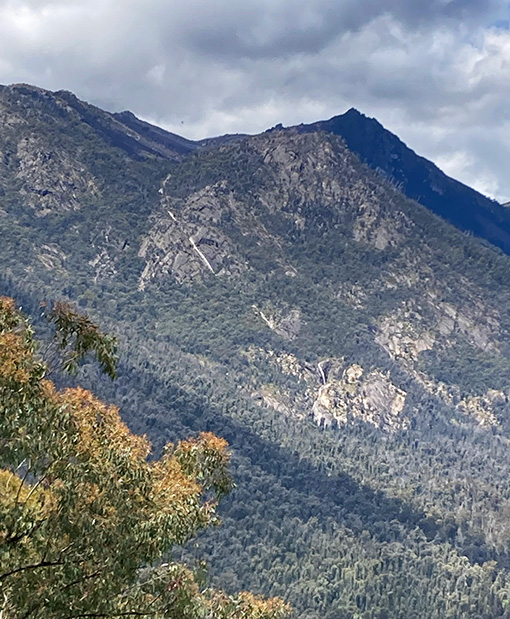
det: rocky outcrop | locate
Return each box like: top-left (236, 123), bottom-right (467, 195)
top-left (253, 130), bottom-right (414, 253)
top-left (89, 249), bottom-right (117, 281)
top-left (37, 244), bottom-right (67, 271)
top-left (456, 391), bottom-right (503, 427)
top-left (312, 362), bottom-right (408, 432)
top-left (427, 291), bottom-right (500, 352)
top-left (254, 386), bottom-right (293, 417)
top-left (248, 349), bottom-right (408, 433)
top-left (139, 181), bottom-right (246, 286)
top-left (376, 291), bottom-right (501, 363)
top-left (136, 129), bottom-right (448, 291)
top-left (376, 304), bottom-right (436, 361)
top-left (353, 200), bottom-right (413, 250)
top-left (252, 306), bottom-right (302, 340)
top-left (15, 136), bottom-right (99, 214)
top-left (413, 369), bottom-right (505, 428)
top-left (336, 283), bottom-right (367, 309)
top-left (303, 107), bottom-right (510, 257)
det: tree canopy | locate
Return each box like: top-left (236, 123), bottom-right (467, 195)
top-left (0, 297), bottom-right (290, 619)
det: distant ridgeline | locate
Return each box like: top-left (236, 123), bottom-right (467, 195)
top-left (4, 82), bottom-right (510, 618)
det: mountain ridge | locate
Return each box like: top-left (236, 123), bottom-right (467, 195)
top-left (5, 80), bottom-right (507, 256)
top-left (4, 83), bottom-right (510, 617)
top-left (301, 108), bottom-right (510, 253)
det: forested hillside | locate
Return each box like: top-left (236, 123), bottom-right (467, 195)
top-left (3, 83), bottom-right (510, 618)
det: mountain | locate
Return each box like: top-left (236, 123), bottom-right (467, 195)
top-left (302, 108), bottom-right (510, 254)
top-left (0, 83), bottom-right (205, 163)
top-left (4, 83), bottom-right (510, 618)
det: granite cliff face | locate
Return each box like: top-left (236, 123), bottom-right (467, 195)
top-left (139, 128), bottom-right (419, 286)
top-left (127, 126), bottom-right (510, 437)
top-left (5, 84), bottom-right (510, 618)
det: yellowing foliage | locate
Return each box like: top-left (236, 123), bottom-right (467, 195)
top-left (0, 332), bottom-right (31, 383)
top-left (59, 386), bottom-right (151, 461)
top-left (0, 298), bottom-right (290, 619)
top-left (0, 469), bottom-right (50, 510)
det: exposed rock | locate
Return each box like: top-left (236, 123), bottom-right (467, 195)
top-left (337, 283), bottom-right (367, 309)
top-left (37, 243), bottom-right (67, 271)
top-left (274, 352), bottom-right (315, 381)
top-left (317, 357), bottom-right (347, 384)
top-left (376, 304), bottom-right (436, 361)
top-left (87, 226), bottom-right (131, 282)
top-left (456, 392), bottom-right (501, 427)
top-left (246, 350), bottom-right (408, 433)
top-left (312, 363), bottom-right (408, 432)
top-left (427, 292), bottom-right (500, 352)
top-left (251, 130), bottom-right (414, 254)
top-left (256, 386), bottom-right (293, 417)
top-left (382, 249), bottom-right (432, 289)
top-left (361, 371), bottom-right (407, 421)
top-left (89, 249), bottom-right (117, 281)
top-left (15, 136), bottom-right (99, 214)
top-left (412, 369), bottom-right (504, 428)
top-left (353, 200), bottom-right (412, 250)
top-left (244, 349), bottom-right (314, 421)
top-left (412, 370), bottom-right (456, 407)
top-left (252, 306), bottom-right (302, 340)
top-left (376, 292), bottom-right (500, 362)
top-left (302, 107), bottom-right (510, 257)
top-left (345, 364), bottom-right (364, 383)
top-left (139, 181), bottom-right (246, 286)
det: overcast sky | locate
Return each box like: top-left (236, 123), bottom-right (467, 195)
top-left (0, 0), bottom-right (509, 200)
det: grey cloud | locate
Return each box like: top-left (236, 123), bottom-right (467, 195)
top-left (181, 0), bottom-right (503, 60)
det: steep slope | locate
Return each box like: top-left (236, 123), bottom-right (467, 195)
top-left (4, 86), bottom-right (510, 618)
top-left (112, 110), bottom-right (199, 157)
top-left (301, 108), bottom-right (510, 254)
top-left (0, 83), bottom-right (180, 290)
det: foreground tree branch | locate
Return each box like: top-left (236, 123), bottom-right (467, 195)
top-left (0, 297), bottom-right (290, 619)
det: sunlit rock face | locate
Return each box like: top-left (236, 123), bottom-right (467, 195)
top-left (312, 362), bottom-right (407, 432)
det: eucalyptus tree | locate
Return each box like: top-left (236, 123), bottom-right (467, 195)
top-left (0, 297), bottom-right (289, 619)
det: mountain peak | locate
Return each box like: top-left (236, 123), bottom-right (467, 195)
top-left (343, 106), bottom-right (365, 117)
top-left (299, 109), bottom-right (510, 253)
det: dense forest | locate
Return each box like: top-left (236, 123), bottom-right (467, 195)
top-left (3, 83), bottom-right (510, 617)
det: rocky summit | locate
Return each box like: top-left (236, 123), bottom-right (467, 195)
top-left (3, 83), bottom-right (510, 618)
top-left (303, 108), bottom-right (510, 254)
